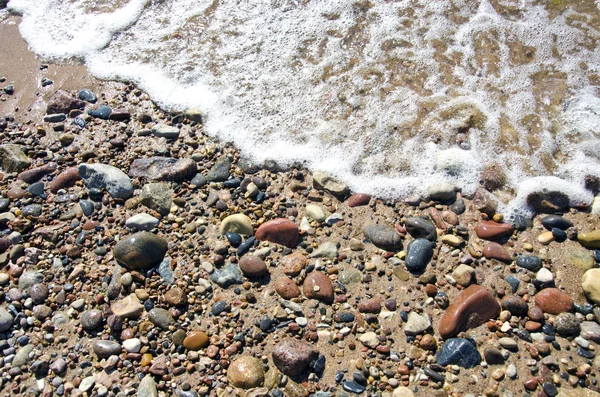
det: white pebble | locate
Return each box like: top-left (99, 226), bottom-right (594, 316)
top-left (122, 338), bottom-right (142, 353)
top-left (295, 317), bottom-right (308, 327)
top-left (506, 364), bottom-right (517, 379)
top-left (536, 268), bottom-right (554, 283)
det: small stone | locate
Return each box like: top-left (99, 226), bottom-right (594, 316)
top-left (148, 308), bottom-right (174, 329)
top-left (272, 338), bottom-right (318, 377)
top-left (183, 331), bottom-right (209, 350)
top-left (554, 312), bottom-right (581, 336)
top-left (536, 268), bottom-right (554, 283)
top-left (359, 331), bottom-right (379, 348)
top-left (452, 264), bottom-right (474, 287)
top-left (482, 242), bottom-right (512, 262)
top-left (312, 171), bottom-right (349, 196)
top-left (439, 284), bottom-right (500, 339)
top-left (123, 338), bottom-right (142, 353)
top-left (441, 234), bottom-right (463, 247)
top-left (0, 307), bottom-right (14, 332)
top-left (88, 105), bottom-right (112, 119)
top-left (77, 89), bottom-right (97, 103)
top-left (580, 321), bottom-right (600, 342)
top-left (404, 312), bottom-right (431, 335)
top-left (255, 218), bottom-right (299, 248)
top-left (405, 217), bottom-right (437, 241)
top-left (125, 214), bottom-right (160, 231)
top-left (483, 346), bottom-right (505, 365)
top-left (220, 214), bottom-right (254, 236)
top-left (93, 340), bottom-right (121, 358)
top-left (311, 241), bottom-right (338, 259)
top-left (80, 309), bottom-right (104, 330)
top-left (474, 220), bottom-right (514, 240)
top-left (582, 269), bottom-right (600, 304)
top-left (137, 375), bottom-right (158, 397)
top-left (238, 255), bottom-right (268, 278)
top-left (428, 182), bottom-right (456, 202)
top-left (358, 297), bottom-right (381, 314)
top-left (78, 163), bottom-right (133, 199)
top-left (275, 277), bottom-right (301, 299)
top-left (501, 295), bottom-right (528, 316)
top-left (348, 193), bottom-right (371, 207)
top-left (534, 288), bottom-right (573, 315)
top-left (206, 157), bottom-right (231, 181)
top-left (164, 287), bottom-right (186, 306)
top-left (436, 338), bottom-right (481, 368)
top-left (129, 157), bottom-right (196, 181)
top-left (140, 182), bottom-right (172, 216)
top-left (49, 167), bottom-right (81, 193)
top-left (151, 124), bottom-right (180, 139)
top-left (303, 272), bottom-right (333, 303)
top-left (111, 294), bottom-right (144, 318)
top-left (577, 230), bottom-right (600, 249)
top-left (47, 90), bottom-right (85, 114)
top-left (113, 232), bottom-right (168, 270)
top-left (281, 252), bottom-right (307, 276)
top-left (515, 255), bottom-right (542, 272)
top-left (541, 215), bottom-right (573, 231)
top-left (210, 264), bottom-right (243, 288)
top-left (364, 224), bottom-right (402, 251)
top-left (227, 356), bottom-right (265, 389)
top-left (305, 204), bottom-right (326, 222)
top-left (405, 239), bottom-right (433, 273)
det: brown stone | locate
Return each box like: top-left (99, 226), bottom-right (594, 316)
top-left (358, 297), bottom-right (381, 314)
top-left (275, 277), bottom-right (301, 300)
top-left (282, 252), bottom-right (307, 276)
top-left (46, 90), bottom-right (85, 114)
top-left (255, 218), bottom-right (299, 248)
top-left (238, 255), bottom-right (268, 278)
top-left (6, 186), bottom-right (26, 199)
top-left (425, 284), bottom-right (438, 297)
top-left (17, 163), bottom-right (56, 184)
top-left (523, 378), bottom-right (538, 391)
top-left (472, 187), bottom-right (499, 216)
top-left (49, 167), bottom-right (81, 193)
top-left (183, 331), bottom-right (209, 350)
top-left (501, 295), bottom-right (528, 316)
top-left (348, 193), bottom-right (371, 207)
top-left (272, 338), bottom-right (318, 377)
top-left (534, 288), bottom-right (573, 315)
top-left (525, 321), bottom-right (542, 332)
top-left (527, 306), bottom-right (544, 322)
top-left (227, 356), bottom-right (265, 389)
top-left (165, 287), bottom-right (186, 306)
top-left (419, 334), bottom-right (437, 351)
top-left (474, 220), bottom-right (514, 240)
top-left (108, 108), bottom-right (130, 121)
top-left (302, 271), bottom-right (333, 303)
top-left (439, 284), bottom-right (500, 339)
top-left (129, 157), bottom-right (197, 182)
top-left (483, 242), bottom-right (512, 262)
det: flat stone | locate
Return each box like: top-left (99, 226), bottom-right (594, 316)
top-left (541, 215), bottom-right (573, 231)
top-left (405, 238), bottom-right (433, 273)
top-left (310, 241), bottom-right (338, 259)
top-left (206, 158), bottom-right (231, 182)
top-left (255, 218), bottom-right (299, 248)
top-left (364, 224), bottom-right (402, 251)
top-left (305, 204), bottom-right (326, 222)
top-left (238, 255), bottom-right (268, 278)
top-left (220, 214), bottom-right (254, 236)
top-left (482, 242), bottom-right (512, 262)
top-left (129, 157), bottom-right (196, 181)
top-left (227, 356), bottom-right (265, 389)
top-left (210, 264), bottom-right (243, 288)
top-left (49, 166), bottom-right (81, 193)
top-left (359, 331), bottom-right (379, 348)
top-left (439, 284), bottom-right (500, 339)
top-left (475, 220), bottom-right (514, 240)
top-left (535, 288), bottom-right (573, 315)
top-left (405, 217), bottom-right (437, 241)
top-left (404, 312), bottom-right (431, 335)
top-left (483, 346), bottom-right (505, 365)
top-left (566, 248), bottom-right (595, 270)
top-left (348, 193), bottom-right (371, 207)
top-left (282, 252), bottom-right (307, 276)
top-left (113, 232), bottom-right (168, 270)
top-left (151, 124), bottom-right (180, 139)
top-left (78, 89), bottom-right (97, 103)
top-left (111, 294), bottom-right (144, 318)
top-left (312, 171), bottom-right (349, 196)
top-left (164, 287), bottom-right (186, 306)
top-left (515, 255), bottom-right (542, 272)
top-left (272, 338), bottom-right (318, 377)
top-left (578, 230), bottom-right (600, 249)
top-left (436, 338), bottom-right (481, 368)
top-left (140, 182), bottom-right (172, 216)
top-left (0, 144), bottom-right (30, 173)
top-left (358, 297), bottom-right (381, 314)
top-left (93, 340), bottom-right (121, 358)
top-left (441, 234), bottom-right (463, 247)
top-left (137, 375), bottom-right (158, 397)
top-left (582, 269), bottom-right (600, 304)
top-left (47, 90), bottom-right (85, 114)
top-left (18, 163), bottom-right (56, 184)
top-left (472, 186), bottom-right (498, 215)
top-left (183, 331), bottom-right (209, 350)
top-left (126, 214), bottom-right (160, 231)
top-left (148, 308), bottom-right (174, 329)
top-left (303, 271), bottom-right (333, 303)
top-left (78, 163), bottom-right (133, 199)
top-left (498, 337), bottom-right (517, 350)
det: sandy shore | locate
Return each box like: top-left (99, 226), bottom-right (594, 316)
top-left (0, 12), bottom-right (600, 397)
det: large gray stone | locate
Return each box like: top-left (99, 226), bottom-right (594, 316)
top-left (113, 232), bottom-right (168, 270)
top-left (0, 307), bottom-right (13, 332)
top-left (129, 157), bottom-right (196, 181)
top-left (0, 144), bottom-right (31, 173)
top-left (140, 183), bottom-right (172, 216)
top-left (78, 163), bottom-right (133, 199)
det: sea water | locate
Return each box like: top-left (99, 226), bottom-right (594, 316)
top-left (5, 0), bottom-right (600, 215)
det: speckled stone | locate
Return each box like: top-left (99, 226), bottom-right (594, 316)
top-left (113, 232), bottom-right (168, 270)
top-left (93, 340), bottom-right (121, 358)
top-left (220, 214), bottom-right (254, 236)
top-left (302, 271), bottom-right (333, 303)
top-left (272, 338), bottom-right (318, 377)
top-left (436, 338), bottom-right (481, 368)
top-left (535, 288), bottom-right (573, 315)
top-left (80, 309), bottom-right (104, 330)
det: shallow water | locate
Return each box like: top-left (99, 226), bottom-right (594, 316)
top-left (5, 0), bottom-right (600, 213)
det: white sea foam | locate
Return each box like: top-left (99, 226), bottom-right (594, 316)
top-left (6, 0), bottom-right (600, 215)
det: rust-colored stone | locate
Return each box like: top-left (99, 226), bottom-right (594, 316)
top-left (534, 288), bottom-right (573, 315)
top-left (302, 271), bottom-right (333, 303)
top-left (483, 242), bottom-right (512, 262)
top-left (49, 167), bottom-right (81, 193)
top-left (439, 284), bottom-right (500, 339)
top-left (474, 220), bottom-right (514, 240)
top-left (255, 218), bottom-right (299, 248)
top-left (348, 193), bottom-right (371, 207)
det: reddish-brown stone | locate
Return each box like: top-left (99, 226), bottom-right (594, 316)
top-left (49, 167), bottom-right (81, 193)
top-left (46, 90), bottom-right (85, 114)
top-left (525, 321), bottom-right (542, 332)
top-left (483, 242), bottom-right (512, 262)
top-left (183, 331), bottom-right (209, 350)
top-left (238, 255), bottom-right (268, 278)
top-left (0, 238), bottom-right (11, 254)
top-left (302, 271), bottom-right (333, 303)
top-left (534, 288), bottom-right (573, 315)
top-left (527, 306), bottom-right (544, 322)
top-left (348, 193), bottom-right (371, 208)
top-left (108, 108), bottom-right (131, 121)
top-left (474, 220), bottom-right (514, 240)
top-left (274, 277), bottom-right (301, 300)
top-left (523, 378), bottom-right (538, 391)
top-left (358, 297), bottom-right (381, 314)
top-left (438, 284), bottom-right (500, 339)
top-left (281, 251), bottom-right (307, 276)
top-left (17, 163), bottom-right (56, 184)
top-left (255, 218), bottom-right (299, 248)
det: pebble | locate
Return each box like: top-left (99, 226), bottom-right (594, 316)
top-left (272, 338), bottom-right (318, 377)
top-left (359, 332), bottom-right (379, 348)
top-left (474, 220), bottom-right (514, 240)
top-left (80, 309), bottom-right (104, 330)
top-left (113, 232), bottom-right (168, 270)
top-left (111, 294), bottom-right (144, 318)
top-left (93, 340), bottom-right (121, 358)
top-left (183, 331), bottom-right (209, 350)
top-left (129, 157), bottom-right (197, 181)
top-left (541, 215), bottom-right (573, 230)
top-left (140, 182), bottom-right (172, 216)
top-left (77, 89), bottom-right (97, 103)
top-left (312, 171), bottom-right (349, 196)
top-left (227, 356), bottom-right (265, 389)
top-left (206, 157), bottom-right (231, 181)
top-left (255, 218), bottom-right (299, 248)
top-left (342, 380), bottom-right (366, 394)
top-left (311, 241), bottom-right (338, 259)
top-left (404, 217), bottom-right (437, 241)
top-left (137, 375), bottom-right (158, 397)
top-left (452, 264), bottom-right (474, 286)
top-left (164, 287), bottom-right (186, 306)
top-left (428, 182), bottom-right (456, 202)
top-left (536, 268), bottom-right (554, 283)
top-left (306, 204), bottom-right (326, 222)
top-left (515, 255), bottom-right (543, 272)
top-left (123, 338), bottom-right (142, 353)
top-left (363, 224), bottom-right (402, 251)
top-left (436, 338), bottom-right (481, 368)
top-left (220, 213), bottom-right (254, 236)
top-left (78, 163), bottom-right (134, 199)
top-left (482, 242), bottom-right (512, 262)
top-left (405, 238), bottom-right (433, 273)
top-left (577, 230), bottom-right (600, 249)
top-left (0, 307), bottom-right (13, 332)
top-left (581, 269), bottom-right (600, 304)
top-left (0, 144), bottom-right (30, 173)
top-left (238, 255), bottom-right (268, 277)
top-left (501, 295), bottom-right (528, 316)
top-left (554, 313), bottom-right (581, 336)
top-left (303, 271), bottom-right (333, 303)
top-left (151, 124), bottom-right (180, 139)
top-left (498, 337), bottom-right (518, 350)
top-left (483, 346), bottom-right (505, 365)
top-left (403, 312), bottom-right (431, 335)
top-left (348, 193), bottom-right (371, 207)
top-left (148, 308), bottom-right (174, 329)
top-left (439, 284), bottom-right (500, 339)
top-left (534, 288), bottom-right (574, 315)
top-left (580, 321), bottom-right (600, 342)
top-left (275, 277), bottom-right (301, 299)
top-left (210, 264), bottom-right (243, 288)
top-left (49, 166), bottom-right (81, 193)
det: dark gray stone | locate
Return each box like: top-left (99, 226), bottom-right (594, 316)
top-left (113, 232), bottom-right (168, 271)
top-left (541, 215), bottom-right (573, 231)
top-left (405, 217), bottom-right (437, 241)
top-left (148, 308), bottom-right (174, 330)
top-left (206, 158), bottom-right (232, 182)
top-left (363, 224), bottom-right (402, 251)
top-left (515, 255), bottom-right (542, 272)
top-left (405, 239), bottom-right (433, 273)
top-left (92, 340), bottom-right (121, 358)
top-left (436, 338), bottom-right (481, 368)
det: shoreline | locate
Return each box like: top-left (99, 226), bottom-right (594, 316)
top-left (0, 12), bottom-right (600, 397)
